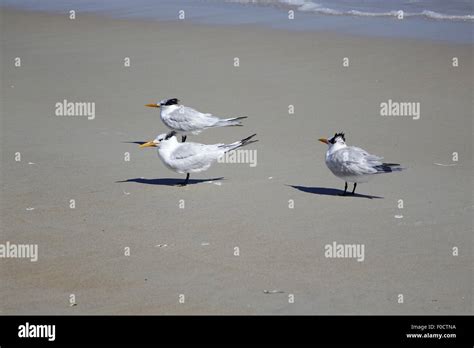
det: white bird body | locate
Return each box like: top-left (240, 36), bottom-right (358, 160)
top-left (140, 132), bottom-right (257, 185)
top-left (146, 99), bottom-right (247, 136)
top-left (158, 136), bottom-right (226, 174)
top-left (319, 133), bottom-right (404, 195)
top-left (160, 104), bottom-right (244, 135)
top-left (325, 144), bottom-right (383, 183)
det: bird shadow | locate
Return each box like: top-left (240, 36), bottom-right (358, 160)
top-left (116, 177), bottom-right (225, 186)
top-left (288, 185), bottom-right (383, 199)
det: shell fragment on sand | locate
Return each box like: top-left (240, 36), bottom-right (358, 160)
top-left (263, 290), bottom-right (285, 294)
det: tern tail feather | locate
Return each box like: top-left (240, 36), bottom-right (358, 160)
top-left (220, 133), bottom-right (258, 152)
top-left (215, 116), bottom-right (247, 127)
top-left (374, 163), bottom-right (406, 173)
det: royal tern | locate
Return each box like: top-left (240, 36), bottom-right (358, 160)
top-left (145, 98), bottom-right (247, 142)
top-left (139, 131), bottom-right (258, 186)
top-left (318, 133), bottom-right (404, 195)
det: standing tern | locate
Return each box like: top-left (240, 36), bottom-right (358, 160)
top-left (318, 133), bottom-right (404, 195)
top-left (145, 98), bottom-right (247, 142)
top-left (139, 131), bottom-right (258, 186)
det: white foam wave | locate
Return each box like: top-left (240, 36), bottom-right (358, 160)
top-left (228, 0), bottom-right (474, 21)
top-left (421, 10), bottom-right (474, 21)
top-left (346, 10), bottom-right (401, 18)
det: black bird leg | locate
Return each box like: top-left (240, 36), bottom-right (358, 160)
top-left (351, 183), bottom-right (357, 195)
top-left (340, 182), bottom-right (348, 196)
top-left (181, 135), bottom-right (187, 142)
top-left (179, 173), bottom-right (190, 186)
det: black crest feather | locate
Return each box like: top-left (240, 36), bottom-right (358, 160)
top-left (165, 131), bottom-right (177, 140)
top-left (328, 132), bottom-right (345, 144)
top-left (164, 98), bottom-right (179, 106)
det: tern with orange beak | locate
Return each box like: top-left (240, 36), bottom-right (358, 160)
top-left (318, 133), bottom-right (405, 195)
top-left (140, 131), bottom-right (258, 186)
top-left (145, 98), bottom-right (247, 142)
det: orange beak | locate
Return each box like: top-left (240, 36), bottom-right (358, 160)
top-left (139, 141), bottom-right (157, 148)
top-left (318, 138), bottom-right (329, 144)
top-left (145, 103), bottom-right (160, 108)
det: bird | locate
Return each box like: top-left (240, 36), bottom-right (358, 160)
top-left (145, 98), bottom-right (247, 142)
top-left (139, 131), bottom-right (258, 186)
top-left (318, 132), bottom-right (404, 195)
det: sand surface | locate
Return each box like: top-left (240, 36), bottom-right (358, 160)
top-left (0, 9), bottom-right (472, 314)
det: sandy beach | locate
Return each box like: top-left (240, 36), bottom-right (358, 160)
top-left (0, 8), bottom-right (472, 314)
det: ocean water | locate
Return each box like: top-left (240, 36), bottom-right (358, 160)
top-left (236, 0), bottom-right (473, 21)
top-left (2, 0), bottom-right (473, 43)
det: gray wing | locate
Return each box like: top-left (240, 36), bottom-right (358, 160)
top-left (166, 106), bottom-right (220, 132)
top-left (169, 142), bottom-right (223, 172)
top-left (330, 146), bottom-right (384, 176)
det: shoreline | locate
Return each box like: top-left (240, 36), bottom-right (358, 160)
top-left (1, 5), bottom-right (473, 45)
